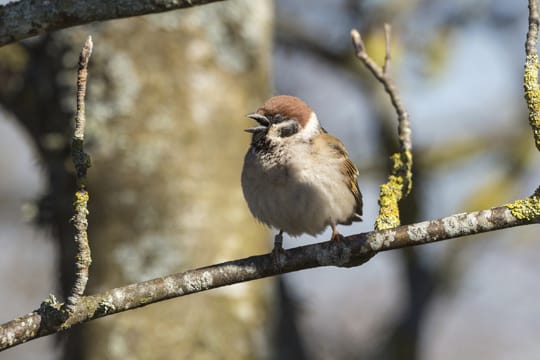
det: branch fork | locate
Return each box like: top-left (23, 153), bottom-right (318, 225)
top-left (351, 25), bottom-right (413, 230)
top-left (2, 1), bottom-right (540, 352)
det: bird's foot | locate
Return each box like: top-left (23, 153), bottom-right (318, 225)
top-left (330, 225), bottom-right (345, 243)
top-left (272, 231), bottom-right (286, 270)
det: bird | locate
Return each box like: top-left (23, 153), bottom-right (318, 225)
top-left (241, 95), bottom-right (363, 262)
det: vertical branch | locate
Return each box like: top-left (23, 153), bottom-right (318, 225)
top-left (63, 36), bottom-right (93, 314)
top-left (524, 0), bottom-right (540, 152)
top-left (351, 25), bottom-right (413, 230)
top-left (382, 23), bottom-right (392, 75)
top-left (526, 0), bottom-right (539, 58)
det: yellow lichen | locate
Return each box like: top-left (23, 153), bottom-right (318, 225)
top-left (524, 54), bottom-right (540, 151)
top-left (375, 180), bottom-right (401, 229)
top-left (506, 191), bottom-right (540, 221)
top-left (73, 190), bottom-right (90, 206)
top-left (375, 150), bottom-right (413, 230)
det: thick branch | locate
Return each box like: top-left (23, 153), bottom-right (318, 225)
top-left (0, 0), bottom-right (225, 47)
top-left (1, 197), bottom-right (539, 351)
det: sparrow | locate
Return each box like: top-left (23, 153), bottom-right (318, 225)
top-left (241, 95), bottom-right (363, 261)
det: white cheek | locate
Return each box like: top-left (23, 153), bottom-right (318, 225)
top-left (266, 126), bottom-right (282, 140)
top-left (300, 112), bottom-right (321, 140)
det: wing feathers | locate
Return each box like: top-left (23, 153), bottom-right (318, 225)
top-left (316, 133), bottom-right (363, 221)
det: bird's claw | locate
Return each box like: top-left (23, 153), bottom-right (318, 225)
top-left (331, 233), bottom-right (345, 244)
top-left (330, 225), bottom-right (345, 243)
top-left (272, 231), bottom-right (286, 270)
top-left (272, 244), bottom-right (286, 270)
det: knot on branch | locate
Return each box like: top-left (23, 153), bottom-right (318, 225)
top-left (71, 139), bottom-right (91, 186)
top-left (37, 295), bottom-right (67, 332)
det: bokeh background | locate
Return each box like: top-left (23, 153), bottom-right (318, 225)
top-left (1, 0), bottom-right (539, 359)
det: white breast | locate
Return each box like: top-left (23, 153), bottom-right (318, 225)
top-left (241, 137), bottom-right (357, 236)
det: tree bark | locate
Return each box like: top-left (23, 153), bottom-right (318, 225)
top-left (0, 1), bottom-right (275, 359)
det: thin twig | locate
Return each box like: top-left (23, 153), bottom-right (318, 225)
top-left (1, 194), bottom-right (539, 351)
top-left (526, 0), bottom-right (539, 57)
top-left (63, 36), bottom-right (93, 314)
top-left (383, 23), bottom-right (391, 75)
top-left (73, 36), bottom-right (92, 143)
top-left (351, 25), bottom-right (413, 229)
top-left (351, 25), bottom-right (412, 156)
top-left (524, 0), bottom-right (540, 152)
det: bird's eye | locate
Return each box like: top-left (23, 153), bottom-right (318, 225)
top-left (273, 114), bottom-right (284, 123)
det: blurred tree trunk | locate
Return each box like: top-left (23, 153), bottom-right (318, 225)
top-left (369, 92), bottom-right (434, 360)
top-left (0, 1), bottom-right (275, 359)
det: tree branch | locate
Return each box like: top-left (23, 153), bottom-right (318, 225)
top-left (0, 0), bottom-right (226, 47)
top-left (524, 0), bottom-right (540, 151)
top-left (351, 25), bottom-right (413, 229)
top-left (1, 196), bottom-right (539, 351)
top-left (63, 36), bottom-right (93, 314)
top-left (2, 0), bottom-right (540, 354)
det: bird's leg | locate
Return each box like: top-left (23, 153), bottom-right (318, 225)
top-left (330, 224), bottom-right (344, 242)
top-left (272, 230), bottom-right (286, 269)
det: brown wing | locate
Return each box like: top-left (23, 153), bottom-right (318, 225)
top-left (318, 133), bottom-right (363, 221)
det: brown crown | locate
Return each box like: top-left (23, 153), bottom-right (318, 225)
top-left (257, 95), bottom-right (313, 128)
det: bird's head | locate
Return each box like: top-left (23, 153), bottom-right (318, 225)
top-left (245, 95), bottom-right (321, 141)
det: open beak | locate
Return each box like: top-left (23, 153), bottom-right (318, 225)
top-left (244, 113), bottom-right (270, 133)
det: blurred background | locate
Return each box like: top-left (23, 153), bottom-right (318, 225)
top-left (1, 0), bottom-right (539, 359)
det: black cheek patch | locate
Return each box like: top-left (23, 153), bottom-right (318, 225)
top-left (278, 122), bottom-right (299, 137)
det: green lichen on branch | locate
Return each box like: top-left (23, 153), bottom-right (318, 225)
top-left (523, 54), bottom-right (540, 151)
top-left (73, 189), bottom-right (90, 207)
top-left (351, 26), bottom-right (414, 230)
top-left (375, 181), bottom-right (401, 229)
top-left (71, 189), bottom-right (90, 252)
top-left (63, 187), bottom-right (91, 314)
top-left (506, 187), bottom-right (540, 222)
top-left (375, 150), bottom-right (413, 230)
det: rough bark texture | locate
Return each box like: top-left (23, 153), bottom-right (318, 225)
top-left (0, 1), bottom-right (274, 359)
top-left (2, 200), bottom-right (538, 352)
top-left (0, 0), bottom-right (227, 46)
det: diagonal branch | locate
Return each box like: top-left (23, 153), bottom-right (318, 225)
top-left (2, 0), bottom-right (540, 355)
top-left (1, 195), bottom-right (539, 351)
top-left (351, 25), bottom-right (413, 229)
top-left (0, 0), bottom-right (226, 47)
